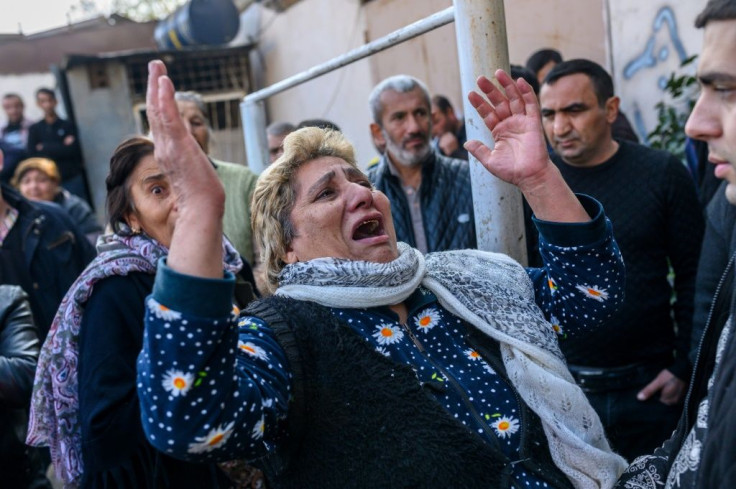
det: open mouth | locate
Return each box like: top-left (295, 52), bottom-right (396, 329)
top-left (352, 218), bottom-right (385, 241)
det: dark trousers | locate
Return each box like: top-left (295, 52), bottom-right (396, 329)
top-left (584, 381), bottom-right (682, 461)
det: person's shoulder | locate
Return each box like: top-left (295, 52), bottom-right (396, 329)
top-left (0, 284), bottom-right (28, 312)
top-left (432, 151), bottom-right (470, 178)
top-left (91, 272), bottom-right (153, 301)
top-left (213, 158), bottom-right (258, 180)
top-left (619, 140), bottom-right (681, 167)
top-left (366, 155), bottom-right (389, 182)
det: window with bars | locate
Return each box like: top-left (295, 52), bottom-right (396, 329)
top-left (125, 48), bottom-right (252, 103)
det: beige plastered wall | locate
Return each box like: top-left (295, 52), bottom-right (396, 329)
top-left (257, 0), bottom-right (609, 166)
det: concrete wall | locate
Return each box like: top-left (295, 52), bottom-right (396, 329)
top-left (257, 0), bottom-right (376, 166)
top-left (258, 0), bottom-right (610, 166)
top-left (609, 0), bottom-right (707, 142)
top-left (66, 61), bottom-right (139, 220)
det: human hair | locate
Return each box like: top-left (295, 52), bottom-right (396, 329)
top-left (251, 127), bottom-right (358, 293)
top-left (368, 75), bottom-right (431, 125)
top-left (510, 64), bottom-right (540, 95)
top-left (3, 93), bottom-right (23, 104)
top-left (35, 87), bottom-right (56, 100)
top-left (695, 0), bottom-right (736, 27)
top-left (11, 158), bottom-right (61, 188)
top-left (431, 95), bottom-right (454, 114)
top-left (174, 91), bottom-right (208, 120)
top-left (296, 118), bottom-right (342, 132)
top-left (525, 49), bottom-right (563, 76)
top-left (267, 121), bottom-right (296, 136)
top-left (543, 59), bottom-right (614, 106)
top-left (105, 137), bottom-right (154, 233)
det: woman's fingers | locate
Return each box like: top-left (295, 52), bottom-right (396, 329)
top-left (468, 90), bottom-right (501, 131)
top-left (478, 74), bottom-right (511, 120)
top-left (146, 61), bottom-right (166, 138)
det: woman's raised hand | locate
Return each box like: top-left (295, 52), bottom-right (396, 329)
top-left (146, 60), bottom-right (225, 277)
top-left (465, 70), bottom-right (551, 192)
top-left (465, 70), bottom-right (589, 223)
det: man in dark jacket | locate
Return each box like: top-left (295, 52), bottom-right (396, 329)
top-left (0, 148), bottom-right (94, 339)
top-left (0, 285), bottom-right (51, 488)
top-left (367, 75), bottom-right (476, 253)
top-left (615, 1), bottom-right (736, 487)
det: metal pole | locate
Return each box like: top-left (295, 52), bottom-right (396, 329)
top-left (453, 0), bottom-right (527, 264)
top-left (241, 99), bottom-right (269, 174)
top-left (244, 7), bottom-right (455, 105)
top-left (241, 7), bottom-right (455, 173)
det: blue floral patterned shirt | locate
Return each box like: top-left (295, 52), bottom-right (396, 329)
top-left (137, 195), bottom-right (624, 487)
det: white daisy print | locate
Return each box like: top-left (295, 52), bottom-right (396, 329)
top-left (491, 415), bottom-right (520, 438)
top-left (238, 341), bottom-right (269, 361)
top-left (162, 369), bottom-right (195, 397)
top-left (372, 323), bottom-right (404, 345)
top-left (465, 348), bottom-right (481, 361)
top-left (575, 284), bottom-right (609, 302)
top-left (375, 346), bottom-right (390, 357)
top-left (549, 315), bottom-right (564, 336)
top-left (548, 277), bottom-right (558, 293)
top-left (146, 297), bottom-right (182, 321)
top-left (188, 422), bottom-right (235, 453)
top-left (414, 307), bottom-right (440, 332)
top-left (252, 416), bottom-right (265, 439)
top-left (482, 363), bottom-right (497, 375)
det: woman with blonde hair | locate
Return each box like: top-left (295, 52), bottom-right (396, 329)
top-left (135, 61), bottom-right (628, 489)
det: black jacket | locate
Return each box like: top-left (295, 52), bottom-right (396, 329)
top-left (0, 184), bottom-right (94, 338)
top-left (367, 151), bottom-right (476, 252)
top-left (249, 297), bottom-right (573, 489)
top-left (0, 285), bottom-right (51, 489)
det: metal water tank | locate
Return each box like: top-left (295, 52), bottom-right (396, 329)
top-left (155, 0), bottom-right (240, 50)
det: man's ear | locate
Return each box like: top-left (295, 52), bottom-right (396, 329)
top-left (370, 123), bottom-right (385, 147)
top-left (605, 96), bottom-right (621, 124)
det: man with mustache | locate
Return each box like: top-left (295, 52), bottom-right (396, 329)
top-left (536, 58), bottom-right (704, 461)
top-left (367, 75), bottom-right (475, 253)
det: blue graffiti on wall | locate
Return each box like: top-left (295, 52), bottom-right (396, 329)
top-left (622, 6), bottom-right (690, 141)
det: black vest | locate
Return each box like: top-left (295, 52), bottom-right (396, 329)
top-left (246, 297), bottom-right (573, 489)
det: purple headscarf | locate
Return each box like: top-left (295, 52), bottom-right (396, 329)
top-left (27, 225), bottom-right (242, 487)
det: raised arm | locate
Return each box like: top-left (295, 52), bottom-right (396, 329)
top-left (146, 60), bottom-right (223, 278)
top-left (466, 70), bottom-right (589, 223)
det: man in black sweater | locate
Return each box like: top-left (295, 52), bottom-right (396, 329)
top-left (534, 58), bottom-right (704, 461)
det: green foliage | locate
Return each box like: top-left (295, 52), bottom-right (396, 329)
top-left (647, 55), bottom-right (698, 160)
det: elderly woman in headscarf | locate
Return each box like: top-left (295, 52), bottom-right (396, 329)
top-left (136, 61), bottom-right (628, 489)
top-left (27, 137), bottom-right (248, 488)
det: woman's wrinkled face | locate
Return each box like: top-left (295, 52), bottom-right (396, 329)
top-left (125, 154), bottom-right (177, 248)
top-left (283, 156), bottom-right (399, 265)
top-left (176, 100), bottom-right (210, 154)
top-left (18, 169), bottom-right (58, 202)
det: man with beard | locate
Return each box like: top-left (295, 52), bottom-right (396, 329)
top-left (367, 75), bottom-right (475, 253)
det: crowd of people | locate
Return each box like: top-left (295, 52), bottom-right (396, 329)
top-left (0, 0), bottom-right (735, 488)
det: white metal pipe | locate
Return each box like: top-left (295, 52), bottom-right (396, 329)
top-left (453, 0), bottom-right (527, 263)
top-left (243, 7), bottom-right (455, 104)
top-left (241, 99), bottom-right (269, 174)
top-left (241, 6), bottom-right (455, 173)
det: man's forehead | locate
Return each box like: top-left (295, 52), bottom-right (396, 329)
top-left (381, 88), bottom-right (428, 112)
top-left (540, 73), bottom-right (596, 105)
top-left (698, 19), bottom-right (736, 78)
